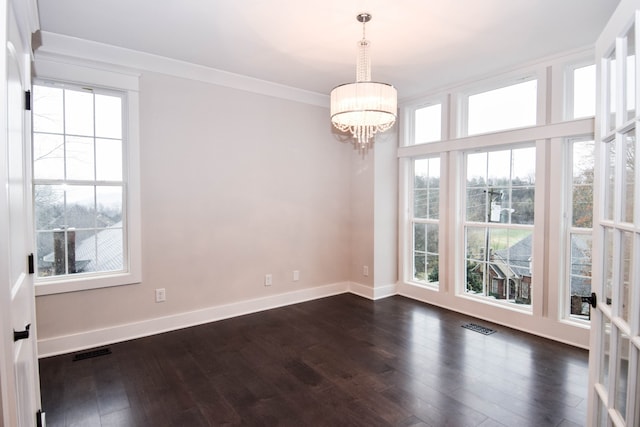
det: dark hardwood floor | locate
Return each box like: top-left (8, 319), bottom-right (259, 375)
top-left (39, 294), bottom-right (589, 426)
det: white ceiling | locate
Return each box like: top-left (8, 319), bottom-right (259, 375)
top-left (36, 0), bottom-right (620, 100)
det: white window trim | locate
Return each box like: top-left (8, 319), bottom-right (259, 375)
top-left (33, 57), bottom-right (141, 296)
top-left (401, 95), bottom-right (448, 147)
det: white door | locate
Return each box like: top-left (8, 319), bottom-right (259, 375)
top-left (0, 0), bottom-right (41, 426)
top-left (589, 1), bottom-right (640, 426)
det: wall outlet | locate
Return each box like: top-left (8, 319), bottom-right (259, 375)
top-left (155, 288), bottom-right (166, 303)
top-left (265, 274), bottom-right (272, 286)
top-left (363, 265), bottom-right (369, 277)
top-left (293, 270), bottom-right (300, 281)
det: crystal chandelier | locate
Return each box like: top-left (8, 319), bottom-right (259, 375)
top-left (330, 13), bottom-right (397, 150)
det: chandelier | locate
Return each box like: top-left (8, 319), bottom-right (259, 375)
top-left (330, 13), bottom-right (397, 150)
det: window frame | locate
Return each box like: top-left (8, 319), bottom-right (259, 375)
top-left (407, 155), bottom-right (441, 288)
top-left (560, 136), bottom-right (596, 324)
top-left (401, 95), bottom-right (447, 147)
top-left (459, 142), bottom-right (537, 311)
top-left (32, 58), bottom-right (141, 296)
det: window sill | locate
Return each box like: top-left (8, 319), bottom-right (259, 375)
top-left (35, 271), bottom-right (141, 296)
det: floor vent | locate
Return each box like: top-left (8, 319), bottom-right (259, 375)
top-left (72, 348), bottom-right (111, 362)
top-left (462, 323), bottom-right (496, 335)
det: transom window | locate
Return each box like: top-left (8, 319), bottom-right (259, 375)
top-left (466, 79), bottom-right (538, 136)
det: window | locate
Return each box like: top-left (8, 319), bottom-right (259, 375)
top-left (411, 157), bottom-right (440, 286)
top-left (571, 64), bottom-right (596, 119)
top-left (565, 138), bottom-right (594, 320)
top-left (32, 58), bottom-right (140, 295)
top-left (466, 79), bottom-right (538, 136)
top-left (414, 103), bottom-right (442, 144)
top-left (33, 83), bottom-right (126, 278)
top-left (464, 146), bottom-right (535, 307)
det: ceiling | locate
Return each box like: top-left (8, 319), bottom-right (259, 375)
top-left (36, 0), bottom-right (620, 100)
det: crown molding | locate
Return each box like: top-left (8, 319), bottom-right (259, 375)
top-left (36, 31), bottom-right (329, 107)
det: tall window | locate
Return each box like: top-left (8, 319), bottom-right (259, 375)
top-left (411, 157), bottom-right (440, 285)
top-left (32, 82), bottom-right (126, 279)
top-left (464, 146), bottom-right (535, 307)
top-left (566, 139), bottom-right (594, 320)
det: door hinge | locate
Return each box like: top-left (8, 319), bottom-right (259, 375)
top-left (28, 253), bottom-right (34, 274)
top-left (36, 409), bottom-right (45, 427)
top-left (25, 90), bottom-right (31, 111)
top-left (13, 324), bottom-right (30, 342)
top-left (582, 292), bottom-right (597, 308)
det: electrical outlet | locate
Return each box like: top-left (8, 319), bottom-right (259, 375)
top-left (265, 274), bottom-right (272, 286)
top-left (155, 288), bottom-right (166, 303)
top-left (363, 265), bottom-right (369, 277)
top-left (293, 270), bottom-right (300, 281)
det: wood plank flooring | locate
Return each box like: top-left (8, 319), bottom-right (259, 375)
top-left (39, 294), bottom-right (589, 426)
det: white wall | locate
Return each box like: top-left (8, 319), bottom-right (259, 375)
top-left (35, 68), bottom-right (357, 351)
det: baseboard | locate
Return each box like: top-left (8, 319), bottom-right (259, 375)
top-left (349, 281), bottom-right (397, 300)
top-left (37, 282), bottom-right (351, 358)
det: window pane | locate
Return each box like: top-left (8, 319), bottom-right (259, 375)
top-left (511, 187), bottom-right (535, 225)
top-left (573, 64), bottom-right (596, 119)
top-left (96, 138), bottom-right (123, 181)
top-left (466, 226), bottom-right (486, 261)
top-left (65, 89), bottom-right (94, 137)
top-left (65, 136), bottom-right (95, 180)
top-left (34, 185), bottom-right (64, 230)
top-left (614, 331), bottom-right (629, 419)
top-left (620, 232), bottom-right (633, 323)
top-left (96, 226), bottom-right (124, 273)
top-left (33, 85), bottom-right (63, 133)
top-left (466, 188), bottom-right (486, 222)
top-left (467, 79), bottom-right (537, 136)
top-left (607, 52), bottom-right (617, 132)
top-left (33, 133), bottom-right (64, 180)
top-left (414, 104), bottom-right (441, 144)
top-left (413, 223), bottom-right (439, 284)
top-left (512, 147), bottom-right (536, 185)
top-left (72, 230), bottom-right (96, 274)
top-left (65, 185), bottom-right (96, 229)
top-left (487, 150), bottom-right (510, 186)
top-left (604, 141), bottom-right (616, 221)
top-left (603, 227), bottom-right (614, 305)
top-left (467, 152), bottom-right (487, 187)
top-left (95, 94), bottom-right (122, 139)
top-left (572, 140), bottom-right (595, 228)
top-left (96, 186), bottom-right (122, 224)
top-left (622, 130), bottom-right (635, 223)
top-left (626, 25), bottom-right (636, 121)
top-left (569, 233), bottom-right (592, 319)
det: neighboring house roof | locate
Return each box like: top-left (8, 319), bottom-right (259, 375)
top-left (492, 234), bottom-right (592, 296)
top-left (494, 235), bottom-right (532, 278)
top-left (42, 222), bottom-right (123, 273)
